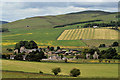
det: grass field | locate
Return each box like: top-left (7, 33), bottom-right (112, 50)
top-left (2, 27), bottom-right (86, 49)
top-left (2, 27), bottom-right (119, 53)
top-left (2, 59), bottom-right (118, 78)
top-left (82, 39), bottom-right (118, 47)
top-left (57, 28), bottom-right (118, 40)
top-left (2, 71), bottom-right (70, 78)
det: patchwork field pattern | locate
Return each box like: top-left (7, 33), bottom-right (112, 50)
top-left (57, 28), bottom-right (118, 40)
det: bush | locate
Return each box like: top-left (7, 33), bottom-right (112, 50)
top-left (57, 46), bottom-right (60, 50)
top-left (26, 51), bottom-right (44, 61)
top-left (65, 59), bottom-right (67, 63)
top-left (113, 55), bottom-right (120, 59)
top-left (6, 48), bottom-right (13, 52)
top-left (2, 54), bottom-right (6, 59)
top-left (52, 67), bottom-right (61, 75)
top-left (70, 68), bottom-right (81, 77)
top-left (39, 71), bottom-right (43, 74)
top-left (14, 53), bottom-right (24, 60)
top-left (99, 44), bottom-right (106, 48)
top-left (105, 60), bottom-right (108, 63)
top-left (15, 40), bottom-right (38, 50)
top-left (50, 47), bottom-right (54, 51)
top-left (112, 42), bottom-right (119, 47)
top-left (99, 58), bottom-right (103, 63)
top-left (0, 28), bottom-right (9, 32)
top-left (75, 55), bottom-right (84, 59)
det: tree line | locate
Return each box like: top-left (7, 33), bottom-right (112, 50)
top-left (54, 20), bottom-right (102, 28)
top-left (76, 47), bottom-right (120, 59)
top-left (0, 28), bottom-right (9, 32)
top-left (83, 21), bottom-right (119, 28)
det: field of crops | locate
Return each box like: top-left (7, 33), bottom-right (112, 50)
top-left (57, 28), bottom-right (118, 40)
top-left (2, 59), bottom-right (118, 78)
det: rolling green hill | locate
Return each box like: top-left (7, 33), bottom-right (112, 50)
top-left (2, 10), bottom-right (117, 29)
top-left (1, 10), bottom-right (118, 50)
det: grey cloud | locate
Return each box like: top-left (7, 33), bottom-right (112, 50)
top-left (1, 2), bottom-right (118, 22)
top-left (20, 2), bottom-right (118, 9)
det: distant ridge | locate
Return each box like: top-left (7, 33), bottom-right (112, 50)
top-left (67, 10), bottom-right (116, 15)
top-left (2, 10), bottom-right (117, 29)
top-left (0, 21), bottom-right (9, 25)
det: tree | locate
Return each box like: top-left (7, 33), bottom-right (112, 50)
top-left (101, 48), bottom-right (118, 59)
top-left (112, 42), bottom-right (119, 47)
top-left (26, 50), bottom-right (44, 61)
top-left (50, 47), bottom-right (54, 51)
top-left (15, 42), bottom-right (21, 49)
top-left (76, 55), bottom-right (84, 59)
top-left (52, 68), bottom-right (61, 75)
top-left (88, 48), bottom-right (100, 55)
top-left (60, 55), bottom-right (63, 59)
top-left (99, 44), bottom-right (106, 48)
top-left (24, 41), bottom-right (29, 49)
top-left (6, 48), bottom-right (13, 52)
top-left (57, 46), bottom-right (60, 50)
top-left (29, 40), bottom-right (38, 49)
top-left (0, 28), bottom-right (9, 32)
top-left (70, 68), bottom-right (81, 77)
top-left (83, 48), bottom-right (89, 54)
top-left (99, 50), bottom-right (106, 59)
top-left (47, 46), bottom-right (50, 49)
top-left (14, 53), bottom-right (25, 60)
top-left (15, 40), bottom-right (38, 50)
top-left (39, 71), bottom-right (43, 74)
top-left (65, 59), bottom-right (67, 63)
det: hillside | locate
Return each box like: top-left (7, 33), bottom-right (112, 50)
top-left (1, 10), bottom-right (118, 49)
top-left (2, 10), bottom-right (117, 29)
top-left (0, 21), bottom-right (9, 25)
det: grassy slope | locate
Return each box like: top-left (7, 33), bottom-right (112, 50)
top-left (1, 11), bottom-right (118, 51)
top-left (2, 59), bottom-right (118, 78)
top-left (82, 39), bottom-right (118, 47)
top-left (2, 11), bottom-right (117, 29)
top-left (2, 27), bottom-right (86, 46)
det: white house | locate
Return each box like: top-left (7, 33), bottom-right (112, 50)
top-left (93, 26), bottom-right (98, 28)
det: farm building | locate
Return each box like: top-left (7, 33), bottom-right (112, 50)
top-left (93, 26), bottom-right (98, 28)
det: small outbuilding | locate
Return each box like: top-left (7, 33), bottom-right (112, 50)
top-left (93, 26), bottom-right (98, 28)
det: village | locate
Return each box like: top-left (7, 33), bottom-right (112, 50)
top-left (9, 45), bottom-right (99, 61)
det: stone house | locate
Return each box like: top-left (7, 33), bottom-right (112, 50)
top-left (93, 51), bottom-right (99, 59)
top-left (86, 53), bottom-right (91, 59)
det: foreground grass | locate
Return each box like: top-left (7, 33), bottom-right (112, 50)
top-left (2, 71), bottom-right (70, 78)
top-left (2, 59), bottom-right (118, 78)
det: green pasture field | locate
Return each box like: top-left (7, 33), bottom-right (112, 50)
top-left (2, 59), bottom-right (118, 78)
top-left (2, 27), bottom-right (119, 54)
top-left (2, 27), bottom-right (86, 53)
top-left (82, 39), bottom-right (118, 47)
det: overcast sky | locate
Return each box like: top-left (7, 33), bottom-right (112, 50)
top-left (0, 2), bottom-right (118, 22)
